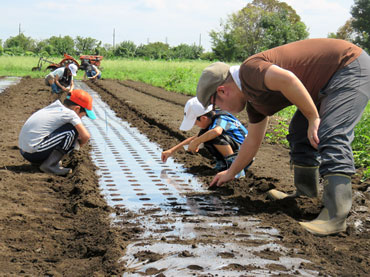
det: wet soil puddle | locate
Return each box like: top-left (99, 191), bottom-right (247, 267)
top-left (78, 82), bottom-right (317, 276)
top-left (0, 77), bottom-right (21, 93)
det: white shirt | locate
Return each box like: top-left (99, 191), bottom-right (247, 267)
top-left (19, 100), bottom-right (81, 153)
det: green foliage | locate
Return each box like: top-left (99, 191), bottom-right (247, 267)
top-left (351, 0), bottom-right (370, 52)
top-left (4, 33), bottom-right (35, 52)
top-left (352, 106), bottom-right (370, 169)
top-left (200, 51), bottom-right (216, 61)
top-left (75, 36), bottom-right (100, 55)
top-left (164, 67), bottom-right (193, 91)
top-left (99, 58), bottom-right (210, 94)
top-left (0, 33), bottom-right (208, 60)
top-left (114, 41), bottom-right (137, 58)
top-left (47, 36), bottom-right (75, 56)
top-left (169, 44), bottom-right (203, 60)
top-left (210, 0), bottom-right (309, 61)
top-left (136, 42), bottom-right (170, 59)
top-left (265, 118), bottom-right (290, 147)
top-left (352, 104), bottom-right (370, 182)
top-left (328, 19), bottom-right (355, 40)
top-left (259, 10), bottom-right (308, 51)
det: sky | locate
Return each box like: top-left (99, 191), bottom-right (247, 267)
top-left (0, 0), bottom-right (354, 51)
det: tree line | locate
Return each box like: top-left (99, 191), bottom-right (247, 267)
top-left (0, 0), bottom-right (368, 62)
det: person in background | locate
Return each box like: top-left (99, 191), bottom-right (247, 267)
top-left (196, 38), bottom-right (370, 236)
top-left (19, 89), bottom-right (96, 175)
top-left (161, 97), bottom-right (253, 178)
top-left (81, 61), bottom-right (101, 81)
top-left (45, 63), bottom-right (78, 94)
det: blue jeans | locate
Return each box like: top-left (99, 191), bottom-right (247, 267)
top-left (87, 70), bottom-right (101, 79)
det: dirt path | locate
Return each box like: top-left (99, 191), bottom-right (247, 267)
top-left (0, 77), bottom-right (369, 276)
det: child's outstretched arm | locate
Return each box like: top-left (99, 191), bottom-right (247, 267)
top-left (161, 136), bottom-right (195, 163)
top-left (188, 127), bottom-right (223, 153)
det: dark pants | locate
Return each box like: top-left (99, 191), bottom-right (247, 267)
top-left (288, 51), bottom-right (370, 176)
top-left (20, 123), bottom-right (78, 164)
top-left (198, 129), bottom-right (240, 161)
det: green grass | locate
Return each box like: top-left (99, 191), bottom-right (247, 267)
top-left (0, 56), bottom-right (211, 94)
top-left (1, 55), bottom-right (369, 181)
top-left (101, 58), bottom-right (211, 94)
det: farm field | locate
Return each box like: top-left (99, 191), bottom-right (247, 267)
top-left (0, 77), bottom-right (369, 276)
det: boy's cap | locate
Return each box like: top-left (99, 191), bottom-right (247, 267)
top-left (67, 89), bottom-right (96, 119)
top-left (196, 62), bottom-right (230, 108)
top-left (180, 97), bottom-right (212, 131)
top-left (68, 64), bottom-right (78, 76)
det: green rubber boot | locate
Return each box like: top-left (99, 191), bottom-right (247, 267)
top-left (267, 164), bottom-right (319, 200)
top-left (299, 174), bottom-right (352, 236)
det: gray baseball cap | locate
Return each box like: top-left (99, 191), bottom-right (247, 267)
top-left (196, 62), bottom-right (230, 107)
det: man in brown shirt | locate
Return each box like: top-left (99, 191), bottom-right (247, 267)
top-left (196, 38), bottom-right (370, 236)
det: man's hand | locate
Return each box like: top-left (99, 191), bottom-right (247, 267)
top-left (209, 169), bottom-right (235, 188)
top-left (308, 117), bottom-right (320, 149)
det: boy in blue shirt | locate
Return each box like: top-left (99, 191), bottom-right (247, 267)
top-left (161, 97), bottom-right (253, 177)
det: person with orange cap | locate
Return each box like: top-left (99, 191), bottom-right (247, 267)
top-left (19, 89), bottom-right (96, 175)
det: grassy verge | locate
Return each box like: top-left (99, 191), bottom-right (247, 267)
top-left (1, 56), bottom-right (369, 181)
top-left (0, 56), bottom-right (211, 94)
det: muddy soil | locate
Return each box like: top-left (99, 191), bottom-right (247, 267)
top-left (0, 77), bottom-right (369, 276)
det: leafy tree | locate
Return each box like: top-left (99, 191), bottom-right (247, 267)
top-left (4, 33), bottom-right (36, 53)
top-left (114, 41), bottom-right (137, 58)
top-left (0, 39), bottom-right (3, 55)
top-left (170, 44), bottom-right (203, 59)
top-left (351, 0), bottom-right (370, 52)
top-left (210, 0), bottom-right (309, 61)
top-left (75, 36), bottom-right (100, 54)
top-left (136, 42), bottom-right (170, 59)
top-left (328, 19), bottom-right (355, 41)
top-left (47, 36), bottom-right (75, 56)
top-left (259, 8), bottom-right (308, 51)
top-left (209, 28), bottom-right (239, 61)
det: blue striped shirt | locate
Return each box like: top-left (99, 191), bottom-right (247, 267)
top-left (208, 111), bottom-right (248, 144)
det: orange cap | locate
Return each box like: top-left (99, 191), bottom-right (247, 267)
top-left (67, 89), bottom-right (96, 119)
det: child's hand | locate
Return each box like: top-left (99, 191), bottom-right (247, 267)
top-left (161, 150), bottom-right (172, 163)
top-left (188, 140), bottom-right (199, 153)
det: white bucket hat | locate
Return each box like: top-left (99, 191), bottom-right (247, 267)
top-left (179, 97), bottom-right (212, 131)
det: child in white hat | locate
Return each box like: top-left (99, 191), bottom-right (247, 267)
top-left (161, 97), bottom-right (253, 177)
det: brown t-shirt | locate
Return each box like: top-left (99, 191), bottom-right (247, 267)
top-left (240, 38), bottom-right (362, 123)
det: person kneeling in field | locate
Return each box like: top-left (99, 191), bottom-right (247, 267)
top-left (81, 61), bottom-right (102, 81)
top-left (161, 97), bottom-right (253, 178)
top-left (18, 89), bottom-right (96, 175)
top-left (45, 64), bottom-right (78, 94)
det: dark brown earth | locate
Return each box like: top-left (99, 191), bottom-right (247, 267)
top-left (0, 77), bottom-right (369, 276)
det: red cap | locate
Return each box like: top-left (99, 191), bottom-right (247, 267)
top-left (67, 89), bottom-right (96, 119)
